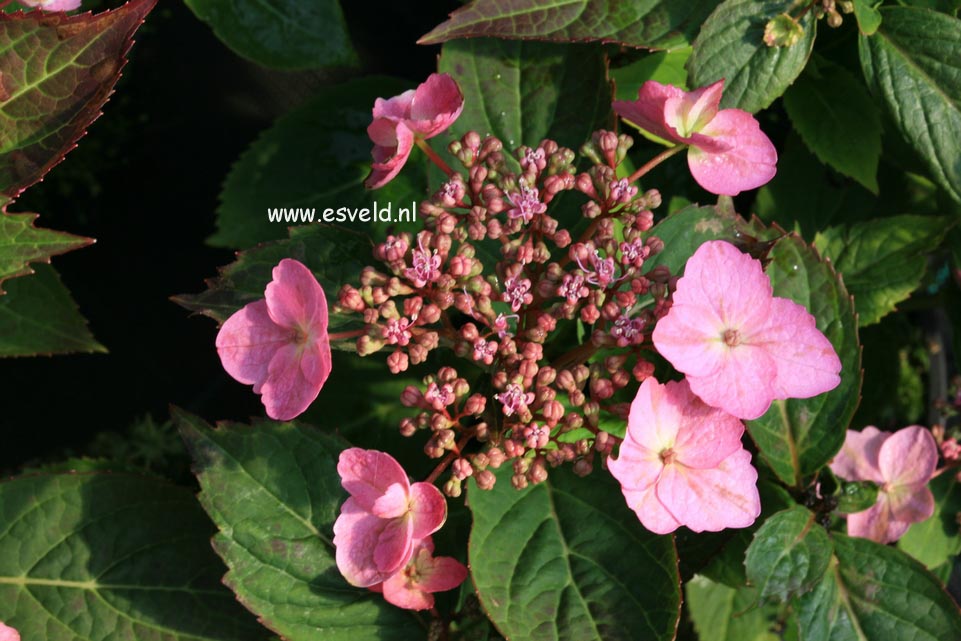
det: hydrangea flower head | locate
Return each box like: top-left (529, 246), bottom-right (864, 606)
top-left (369, 536), bottom-right (468, 610)
top-left (18, 0), bottom-right (81, 10)
top-left (652, 240), bottom-right (842, 420)
top-left (613, 80), bottom-right (777, 195)
top-left (830, 426), bottom-right (938, 544)
top-left (0, 623), bottom-right (19, 641)
top-left (366, 73), bottom-right (464, 189)
top-left (334, 448), bottom-right (447, 587)
top-left (216, 258), bottom-right (332, 421)
top-left (608, 378), bottom-right (761, 534)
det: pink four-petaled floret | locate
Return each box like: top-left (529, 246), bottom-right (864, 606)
top-left (333, 448), bottom-right (448, 588)
top-left (369, 536), bottom-right (468, 611)
top-left (18, 0), bottom-right (81, 10)
top-left (652, 240), bottom-right (842, 420)
top-left (216, 259), bottom-right (332, 421)
top-left (830, 425), bottom-right (938, 544)
top-left (366, 74), bottom-right (465, 189)
top-left (608, 378), bottom-right (761, 534)
top-left (613, 80), bottom-right (777, 196)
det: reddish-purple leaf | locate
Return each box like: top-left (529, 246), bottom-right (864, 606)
top-left (0, 0), bottom-right (157, 200)
top-left (419, 0), bottom-right (716, 49)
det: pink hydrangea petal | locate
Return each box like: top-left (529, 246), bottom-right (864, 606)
top-left (409, 482), bottom-right (447, 539)
top-left (752, 297), bottom-right (842, 401)
top-left (619, 482), bottom-right (683, 535)
top-left (846, 499), bottom-right (910, 545)
top-left (673, 387), bottom-right (746, 469)
top-left (21, 0), bottom-right (81, 9)
top-left (382, 571), bottom-right (435, 610)
top-left (407, 73), bottom-right (465, 138)
top-left (607, 443), bottom-right (662, 496)
top-left (613, 81), bottom-right (686, 143)
top-left (686, 343), bottom-right (778, 420)
top-left (333, 498), bottom-right (413, 587)
top-left (830, 427), bottom-right (887, 484)
top-left (418, 555), bottom-right (469, 593)
top-left (626, 378), bottom-right (685, 452)
top-left (374, 517), bottom-right (415, 575)
top-left (265, 259), bottom-right (328, 331)
top-left (298, 334), bottom-right (332, 394)
top-left (878, 426), bottom-right (938, 486)
top-left (687, 108), bottom-right (777, 196)
top-left (0, 623), bottom-right (19, 641)
top-left (215, 300), bottom-right (290, 387)
top-left (259, 343), bottom-right (321, 421)
top-left (889, 483), bottom-right (935, 524)
top-left (373, 90), bottom-right (415, 121)
top-left (663, 80), bottom-right (724, 138)
top-left (365, 119), bottom-right (414, 190)
top-left (655, 449), bottom-right (761, 532)
top-left (337, 448), bottom-right (411, 513)
top-left (371, 482), bottom-right (410, 519)
top-left (651, 303), bottom-right (729, 378)
top-left (670, 241), bottom-right (774, 325)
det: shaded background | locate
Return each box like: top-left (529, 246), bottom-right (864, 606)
top-left (0, 0), bottom-right (459, 469)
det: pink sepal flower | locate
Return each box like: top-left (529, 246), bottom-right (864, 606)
top-left (216, 259), bottom-right (332, 421)
top-left (608, 378), bottom-right (761, 534)
top-left (0, 622), bottom-right (19, 641)
top-left (18, 0), bottom-right (81, 10)
top-left (334, 448), bottom-right (447, 587)
top-left (830, 426), bottom-right (938, 544)
top-left (613, 80), bottom-right (777, 196)
top-left (365, 73), bottom-right (464, 189)
top-left (369, 537), bottom-right (468, 610)
top-left (652, 240), bottom-right (841, 420)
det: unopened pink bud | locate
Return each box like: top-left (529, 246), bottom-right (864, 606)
top-left (475, 469), bottom-right (496, 490)
top-left (452, 457), bottom-right (474, 481)
top-left (487, 447), bottom-right (506, 468)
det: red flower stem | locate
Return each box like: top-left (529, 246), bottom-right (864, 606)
top-left (626, 144), bottom-right (686, 184)
top-left (425, 432), bottom-right (473, 485)
top-left (415, 138), bottom-right (455, 178)
top-left (327, 329), bottom-right (367, 341)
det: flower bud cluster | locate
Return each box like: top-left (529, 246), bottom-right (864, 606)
top-left (337, 129), bottom-right (677, 491)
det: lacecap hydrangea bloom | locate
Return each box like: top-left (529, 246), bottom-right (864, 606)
top-left (216, 258), bottom-right (332, 421)
top-left (366, 73), bottom-right (464, 189)
top-left (653, 240), bottom-right (842, 420)
top-left (830, 425), bottom-right (938, 544)
top-left (333, 448), bottom-right (449, 588)
top-left (608, 378), bottom-right (761, 534)
top-left (613, 80), bottom-right (777, 196)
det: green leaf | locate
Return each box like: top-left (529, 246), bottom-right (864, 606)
top-left (813, 215), bottom-right (952, 326)
top-left (183, 0), bottom-right (356, 71)
top-left (898, 473), bottom-right (961, 570)
top-left (685, 575), bottom-right (780, 641)
top-left (0, 472), bottom-right (267, 640)
top-left (0, 263), bottom-right (104, 356)
top-left (208, 77), bottom-right (425, 249)
top-left (798, 534), bottom-right (961, 641)
top-left (783, 61), bottom-right (881, 192)
top-left (754, 132), bottom-right (877, 239)
top-left (467, 465), bottom-right (680, 641)
top-left (746, 233), bottom-right (861, 487)
top-left (0, 211), bottom-right (91, 293)
top-left (174, 409), bottom-right (423, 641)
top-left (859, 7), bottom-right (961, 203)
top-left (745, 505), bottom-right (833, 602)
top-left (175, 223), bottom-right (369, 332)
top-left (438, 39), bottom-right (612, 151)
top-left (852, 0), bottom-right (882, 35)
top-left (687, 0), bottom-right (816, 113)
top-left (642, 204), bottom-right (760, 276)
top-left (835, 481), bottom-right (879, 514)
top-left (0, 0), bottom-right (158, 199)
top-left (419, 0), bottom-right (716, 50)
top-left (612, 48), bottom-right (692, 101)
